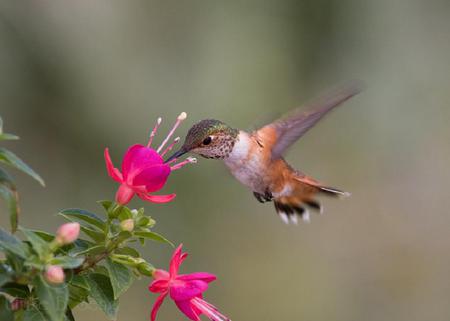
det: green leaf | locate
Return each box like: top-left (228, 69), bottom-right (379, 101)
top-left (114, 246), bottom-right (140, 258)
top-left (98, 200), bottom-right (114, 214)
top-left (0, 168), bottom-right (16, 190)
top-left (49, 256), bottom-right (84, 269)
top-left (70, 244), bottom-right (106, 257)
top-left (0, 295), bottom-right (14, 321)
top-left (136, 216), bottom-right (154, 227)
top-left (29, 230), bottom-right (54, 242)
top-left (69, 275), bottom-right (90, 290)
top-left (134, 231), bottom-right (173, 247)
top-left (0, 133), bottom-right (19, 141)
top-left (23, 306), bottom-right (47, 321)
top-left (0, 264), bottom-right (12, 286)
top-left (0, 283), bottom-right (30, 298)
top-left (117, 207), bottom-right (133, 221)
top-left (68, 283), bottom-right (89, 309)
top-left (86, 273), bottom-right (118, 320)
top-left (19, 228), bottom-right (49, 258)
top-left (105, 258), bottom-right (133, 300)
top-left (0, 185), bottom-right (19, 233)
top-left (114, 231), bottom-right (132, 244)
top-left (0, 227), bottom-right (27, 258)
top-left (59, 209), bottom-right (106, 231)
top-left (0, 148), bottom-right (44, 186)
top-left (67, 274), bottom-right (91, 309)
top-left (34, 275), bottom-right (68, 321)
top-left (80, 227), bottom-right (104, 243)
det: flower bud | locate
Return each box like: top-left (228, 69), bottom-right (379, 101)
top-left (11, 298), bottom-right (26, 311)
top-left (55, 222), bottom-right (80, 245)
top-left (45, 265), bottom-right (65, 284)
top-left (120, 219), bottom-right (134, 232)
top-left (138, 262), bottom-right (155, 277)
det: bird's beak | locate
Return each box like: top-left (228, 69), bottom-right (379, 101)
top-left (165, 148), bottom-right (188, 163)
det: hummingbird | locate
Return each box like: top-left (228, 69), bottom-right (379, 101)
top-left (166, 84), bottom-right (362, 224)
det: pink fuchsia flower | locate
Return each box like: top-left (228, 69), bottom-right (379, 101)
top-left (55, 222), bottom-right (80, 245)
top-left (104, 113), bottom-right (197, 205)
top-left (149, 245), bottom-right (231, 321)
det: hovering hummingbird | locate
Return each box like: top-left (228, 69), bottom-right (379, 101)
top-left (166, 84), bottom-right (362, 224)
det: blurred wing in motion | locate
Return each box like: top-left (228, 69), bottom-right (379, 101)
top-left (257, 82), bottom-right (363, 159)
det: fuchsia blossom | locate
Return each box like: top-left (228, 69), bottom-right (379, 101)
top-left (104, 113), bottom-right (196, 205)
top-left (149, 245), bottom-right (231, 321)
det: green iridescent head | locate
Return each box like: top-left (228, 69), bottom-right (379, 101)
top-left (166, 119), bottom-right (239, 161)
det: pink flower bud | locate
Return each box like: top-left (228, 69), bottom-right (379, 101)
top-left (120, 219), bottom-right (134, 232)
top-left (55, 222), bottom-right (80, 245)
top-left (45, 265), bottom-right (65, 284)
top-left (11, 298), bottom-right (26, 311)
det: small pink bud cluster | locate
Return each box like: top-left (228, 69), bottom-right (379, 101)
top-left (55, 222), bottom-right (80, 245)
top-left (45, 265), bottom-right (65, 284)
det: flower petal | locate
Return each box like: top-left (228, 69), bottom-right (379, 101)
top-left (138, 193), bottom-right (176, 204)
top-left (132, 165), bottom-right (171, 192)
top-left (169, 280), bottom-right (209, 301)
top-left (104, 148), bottom-right (123, 182)
top-left (122, 144), bottom-right (164, 180)
top-left (149, 279), bottom-right (169, 293)
top-left (115, 184), bottom-right (135, 205)
top-left (151, 292), bottom-right (168, 321)
top-left (177, 273), bottom-right (217, 283)
top-left (175, 299), bottom-right (201, 321)
top-left (169, 245), bottom-right (187, 277)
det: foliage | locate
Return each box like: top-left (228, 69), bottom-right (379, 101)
top-left (0, 116), bottom-right (44, 232)
top-left (0, 116), bottom-right (172, 320)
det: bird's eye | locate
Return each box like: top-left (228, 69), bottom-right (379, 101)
top-left (203, 136), bottom-right (212, 145)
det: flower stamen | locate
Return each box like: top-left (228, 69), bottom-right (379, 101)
top-left (157, 112), bottom-right (187, 153)
top-left (170, 157), bottom-right (197, 170)
top-left (160, 137), bottom-right (180, 157)
top-left (191, 297), bottom-right (231, 321)
top-left (147, 117), bottom-right (162, 148)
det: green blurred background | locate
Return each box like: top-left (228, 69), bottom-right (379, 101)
top-left (1, 0), bottom-right (450, 320)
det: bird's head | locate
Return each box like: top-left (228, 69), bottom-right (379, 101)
top-left (166, 119), bottom-right (239, 162)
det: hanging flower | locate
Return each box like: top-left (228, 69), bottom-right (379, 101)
top-left (149, 245), bottom-right (231, 321)
top-left (104, 113), bottom-right (196, 205)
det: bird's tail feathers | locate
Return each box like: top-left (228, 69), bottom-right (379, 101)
top-left (318, 186), bottom-right (351, 198)
top-left (274, 197), bottom-right (323, 225)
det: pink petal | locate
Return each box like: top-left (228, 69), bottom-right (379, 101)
top-left (177, 273), bottom-right (217, 283)
top-left (149, 279), bottom-right (169, 293)
top-left (151, 292), bottom-right (168, 321)
top-left (169, 280), bottom-right (209, 301)
top-left (115, 184), bottom-right (135, 205)
top-left (169, 245), bottom-right (187, 277)
top-left (175, 299), bottom-right (201, 321)
top-left (138, 193), bottom-right (176, 204)
top-left (122, 145), bottom-right (164, 180)
top-left (132, 165), bottom-right (171, 192)
top-left (104, 148), bottom-right (123, 182)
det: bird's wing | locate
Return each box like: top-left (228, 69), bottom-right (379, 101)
top-left (256, 82), bottom-right (363, 159)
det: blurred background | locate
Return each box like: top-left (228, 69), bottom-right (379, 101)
top-left (1, 0), bottom-right (450, 320)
